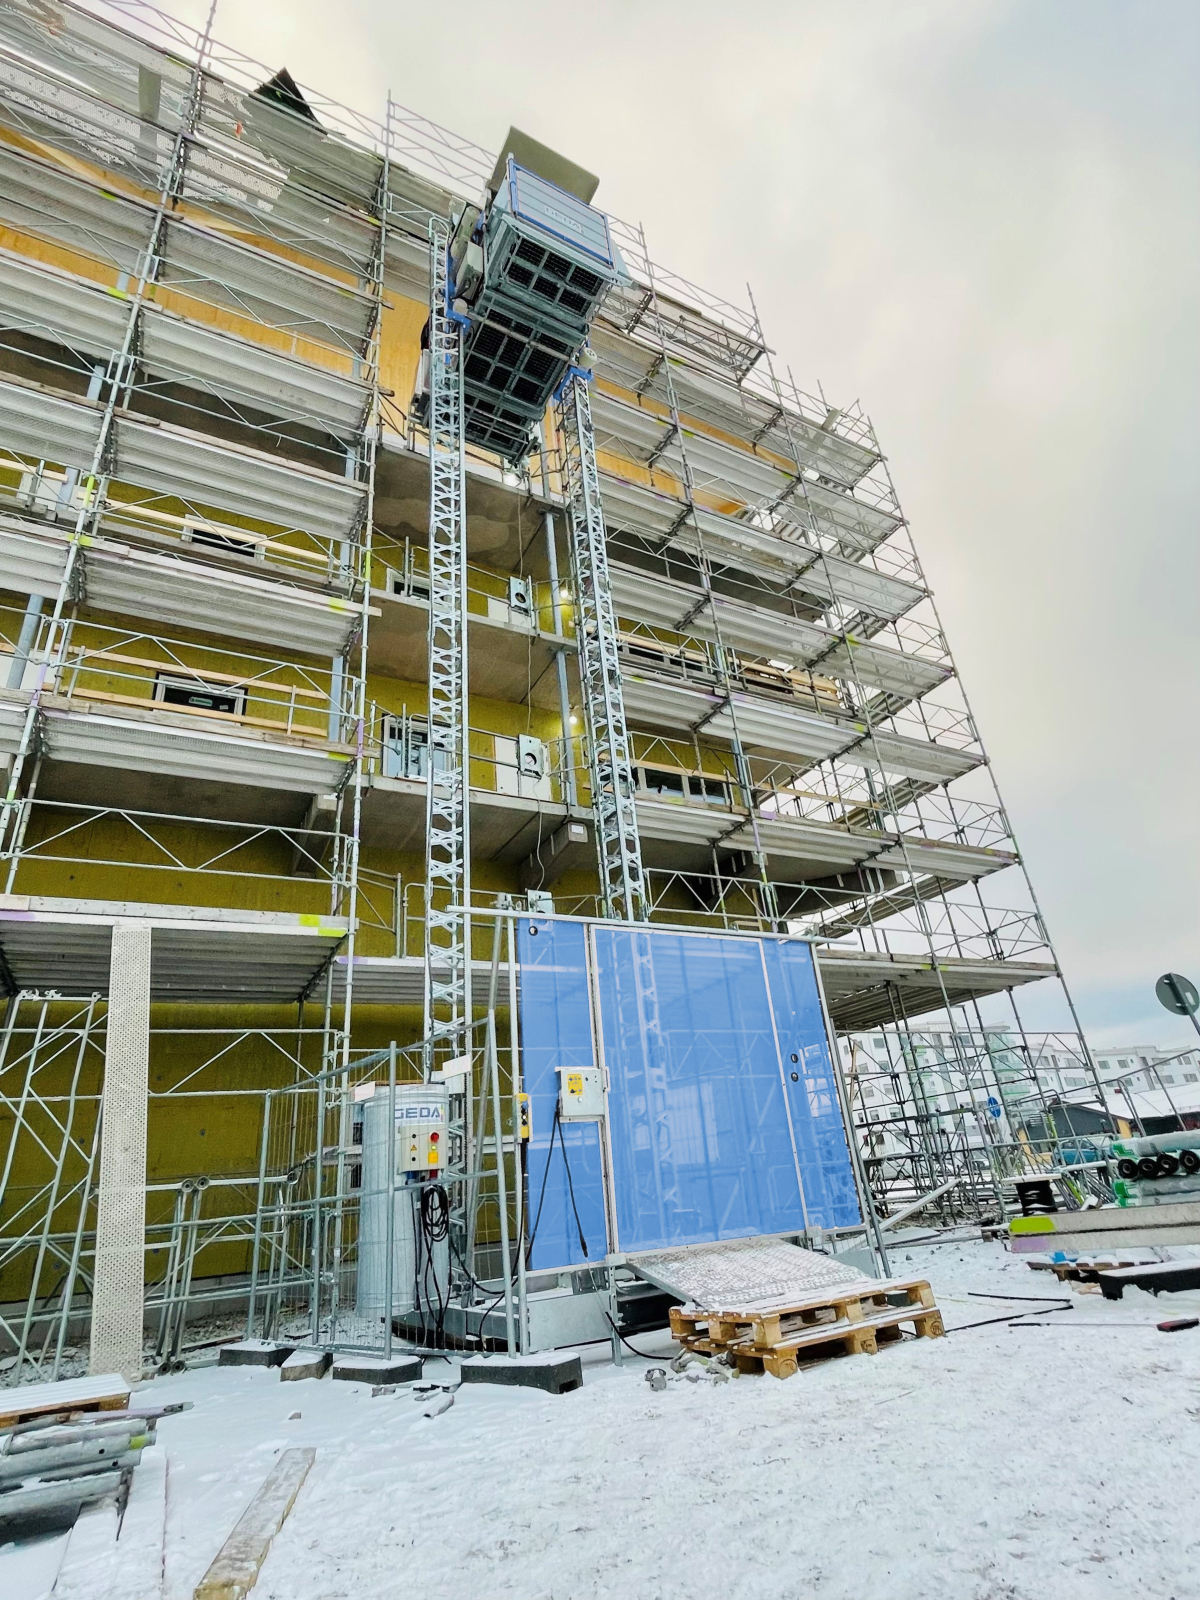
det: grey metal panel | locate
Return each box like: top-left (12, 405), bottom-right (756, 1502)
top-left (791, 554), bottom-right (923, 622)
top-left (714, 693), bottom-right (852, 760)
top-left (819, 639), bottom-right (949, 698)
top-left (599, 473), bottom-right (924, 621)
top-left (182, 138), bottom-right (379, 277)
top-left (0, 518), bottom-right (71, 598)
top-left (816, 948), bottom-right (1054, 1031)
top-left (161, 215), bottom-right (376, 350)
top-left (0, 48), bottom-right (174, 195)
top-left (726, 813), bottom-right (879, 871)
top-left (608, 560), bottom-right (946, 696)
top-left (138, 308), bottom-right (369, 433)
top-left (219, 93), bottom-right (384, 209)
top-left (0, 894), bottom-right (349, 1000)
top-left (329, 953), bottom-right (493, 1005)
top-left (619, 669), bottom-right (979, 782)
top-left (0, 143), bottom-right (151, 282)
top-left (593, 388), bottom-right (793, 507)
top-left (0, 691), bottom-right (30, 754)
top-left (790, 477), bottom-right (902, 554)
top-left (112, 415), bottom-right (365, 541)
top-left (590, 324), bottom-right (880, 489)
top-left (593, 386), bottom-right (893, 538)
top-left (42, 702), bottom-right (352, 794)
top-left (629, 1238), bottom-right (865, 1308)
top-left (81, 539), bottom-right (364, 657)
top-left (633, 796), bottom-right (731, 849)
top-left (0, 377), bottom-right (103, 470)
top-left (0, 246), bottom-right (129, 359)
top-left (858, 730), bottom-right (982, 783)
top-left (526, 1288), bottom-right (612, 1352)
top-left (872, 837), bottom-right (1013, 879)
top-left (721, 813), bottom-right (1008, 881)
top-left (0, 142), bottom-right (373, 353)
top-left (1, 0), bottom-right (193, 122)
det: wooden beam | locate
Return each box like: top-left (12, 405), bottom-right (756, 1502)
top-left (193, 1447), bottom-right (314, 1600)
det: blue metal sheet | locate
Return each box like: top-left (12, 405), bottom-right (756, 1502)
top-left (517, 921), bottom-right (860, 1268)
top-left (761, 939), bottom-right (862, 1228)
top-left (594, 928), bottom-right (811, 1254)
top-left (516, 917), bottom-right (608, 1271)
top-left (507, 162), bottom-right (614, 267)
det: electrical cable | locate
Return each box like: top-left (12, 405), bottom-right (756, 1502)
top-left (526, 1101), bottom-right (588, 1261)
top-left (602, 1309), bottom-right (671, 1360)
top-left (967, 1291), bottom-right (1074, 1303)
top-left (419, 1184), bottom-right (450, 1343)
top-left (555, 1110), bottom-right (589, 1260)
top-left (943, 1294), bottom-right (1073, 1334)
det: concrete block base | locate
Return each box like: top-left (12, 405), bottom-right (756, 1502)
top-left (459, 1352), bottom-right (583, 1395)
top-left (280, 1348), bottom-right (332, 1382)
top-left (219, 1340), bottom-right (295, 1369)
top-left (331, 1355), bottom-right (423, 1386)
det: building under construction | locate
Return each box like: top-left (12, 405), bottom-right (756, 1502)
top-left (0, 0), bottom-right (1110, 1384)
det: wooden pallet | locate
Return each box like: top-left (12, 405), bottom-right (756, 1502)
top-left (1048, 1258), bottom-right (1144, 1285)
top-left (0, 1372), bottom-right (130, 1431)
top-left (669, 1276), bottom-right (943, 1381)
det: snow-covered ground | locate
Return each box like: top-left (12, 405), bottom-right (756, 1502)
top-left (9, 1235), bottom-right (1200, 1600)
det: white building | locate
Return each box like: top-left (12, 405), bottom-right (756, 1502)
top-left (1089, 1045), bottom-right (1200, 1094)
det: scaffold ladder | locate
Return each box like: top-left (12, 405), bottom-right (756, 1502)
top-left (556, 372), bottom-right (647, 923)
top-left (423, 220), bottom-right (471, 1054)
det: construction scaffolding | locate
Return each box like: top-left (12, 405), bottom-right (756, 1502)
top-left (0, 0), bottom-right (1113, 1382)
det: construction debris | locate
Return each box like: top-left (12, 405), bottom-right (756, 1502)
top-left (0, 1396), bottom-right (172, 1538)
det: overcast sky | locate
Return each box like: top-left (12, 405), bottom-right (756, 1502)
top-left (159, 0), bottom-right (1199, 1045)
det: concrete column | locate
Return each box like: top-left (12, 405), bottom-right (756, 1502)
top-left (89, 920), bottom-right (152, 1382)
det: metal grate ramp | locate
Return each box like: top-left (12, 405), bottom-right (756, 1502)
top-left (627, 1237), bottom-right (872, 1312)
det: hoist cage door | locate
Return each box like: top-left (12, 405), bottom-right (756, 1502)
top-left (517, 918), bottom-right (861, 1272)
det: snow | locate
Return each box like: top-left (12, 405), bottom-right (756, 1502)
top-left (7, 1234), bottom-right (1200, 1600)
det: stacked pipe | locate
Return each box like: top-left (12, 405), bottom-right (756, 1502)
top-left (0, 1405), bottom-right (172, 1537)
top-left (1110, 1131), bottom-right (1200, 1207)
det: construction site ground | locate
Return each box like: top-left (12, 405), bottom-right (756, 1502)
top-left (6, 1234), bottom-right (1200, 1600)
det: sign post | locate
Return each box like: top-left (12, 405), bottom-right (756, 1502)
top-left (1155, 972), bottom-right (1200, 1043)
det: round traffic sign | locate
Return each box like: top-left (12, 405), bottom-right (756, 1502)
top-left (1156, 972), bottom-right (1199, 1017)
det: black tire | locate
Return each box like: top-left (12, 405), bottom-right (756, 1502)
top-left (1116, 1158), bottom-right (1139, 1180)
top-left (1156, 1153), bottom-right (1180, 1177)
top-left (1136, 1156), bottom-right (1160, 1179)
top-left (1180, 1150), bottom-right (1200, 1176)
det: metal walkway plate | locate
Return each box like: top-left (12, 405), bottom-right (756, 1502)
top-left (628, 1237), bottom-right (871, 1312)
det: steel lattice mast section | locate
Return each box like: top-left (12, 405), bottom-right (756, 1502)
top-left (422, 218), bottom-right (472, 1056)
top-left (555, 371), bottom-right (647, 923)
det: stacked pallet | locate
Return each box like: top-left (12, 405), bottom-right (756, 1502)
top-left (669, 1275), bottom-right (944, 1381)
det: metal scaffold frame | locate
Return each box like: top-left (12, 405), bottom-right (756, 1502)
top-left (0, 0), bottom-right (396, 1371)
top-left (0, 0), bottom-right (1130, 1377)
